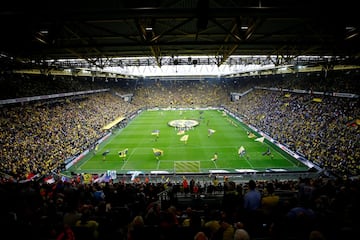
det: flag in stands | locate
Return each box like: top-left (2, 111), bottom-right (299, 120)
top-left (82, 173), bottom-right (93, 183)
top-left (151, 129), bottom-right (160, 136)
top-left (130, 171), bottom-right (142, 181)
top-left (108, 170), bottom-right (117, 180)
top-left (26, 172), bottom-right (35, 180)
top-left (44, 175), bottom-right (55, 184)
top-left (312, 98), bottom-right (322, 103)
top-left (61, 175), bottom-right (71, 183)
top-left (255, 136), bottom-right (265, 143)
top-left (94, 171), bottom-right (112, 183)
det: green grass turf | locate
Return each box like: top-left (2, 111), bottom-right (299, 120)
top-left (68, 109), bottom-right (308, 175)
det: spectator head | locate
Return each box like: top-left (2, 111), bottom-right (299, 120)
top-left (132, 215), bottom-right (144, 227)
top-left (234, 229), bottom-right (250, 240)
top-left (309, 230), bottom-right (326, 240)
top-left (248, 180), bottom-right (256, 190)
top-left (266, 182), bottom-right (275, 194)
top-left (234, 221), bottom-right (245, 229)
top-left (194, 231), bottom-right (208, 240)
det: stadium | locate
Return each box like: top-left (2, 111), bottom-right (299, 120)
top-left (0, 1), bottom-right (359, 240)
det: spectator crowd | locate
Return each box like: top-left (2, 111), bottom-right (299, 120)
top-left (0, 70), bottom-right (359, 239)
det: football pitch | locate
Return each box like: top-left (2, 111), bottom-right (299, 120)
top-left (67, 109), bottom-right (309, 175)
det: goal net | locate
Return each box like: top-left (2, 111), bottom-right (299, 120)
top-left (174, 161), bottom-right (201, 173)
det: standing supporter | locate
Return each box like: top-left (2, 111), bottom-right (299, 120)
top-left (261, 182), bottom-right (280, 224)
top-left (183, 176), bottom-right (190, 195)
top-left (243, 180), bottom-right (261, 211)
top-left (243, 180), bottom-right (262, 237)
top-left (190, 178), bottom-right (195, 194)
top-left (144, 202), bottom-right (161, 226)
top-left (127, 215), bottom-right (145, 240)
top-left (75, 208), bottom-right (100, 239)
top-left (203, 209), bottom-right (222, 240)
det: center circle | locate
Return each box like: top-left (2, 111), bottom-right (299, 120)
top-left (168, 119), bottom-right (199, 129)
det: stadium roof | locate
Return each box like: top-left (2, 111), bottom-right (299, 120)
top-left (0, 0), bottom-right (359, 71)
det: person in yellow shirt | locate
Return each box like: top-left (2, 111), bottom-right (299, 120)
top-left (211, 152), bottom-right (218, 161)
top-left (219, 216), bottom-right (235, 240)
top-left (261, 182), bottom-right (280, 224)
top-left (75, 209), bottom-right (99, 239)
